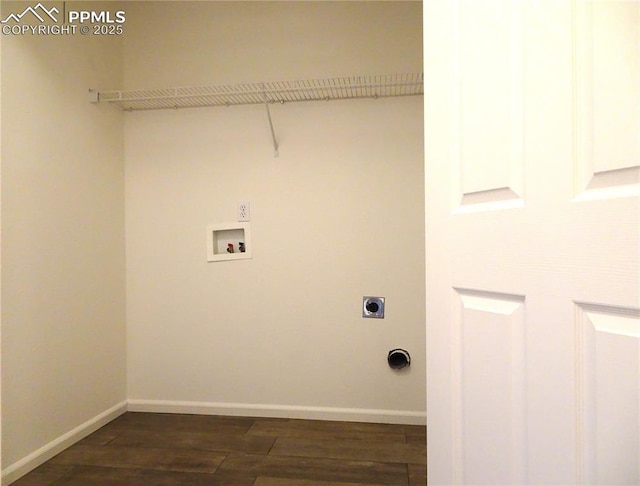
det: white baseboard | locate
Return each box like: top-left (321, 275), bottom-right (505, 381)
top-left (2, 401), bottom-right (128, 486)
top-left (127, 399), bottom-right (427, 425)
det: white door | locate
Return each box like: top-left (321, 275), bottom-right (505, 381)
top-left (424, 1), bottom-right (639, 484)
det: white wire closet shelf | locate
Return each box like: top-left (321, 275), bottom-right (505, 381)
top-left (97, 73), bottom-right (424, 111)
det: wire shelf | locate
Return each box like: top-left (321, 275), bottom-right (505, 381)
top-left (97, 73), bottom-right (424, 111)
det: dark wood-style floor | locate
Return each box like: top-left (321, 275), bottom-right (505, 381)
top-left (13, 412), bottom-right (427, 485)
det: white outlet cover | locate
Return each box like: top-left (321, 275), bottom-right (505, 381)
top-left (238, 201), bottom-right (250, 222)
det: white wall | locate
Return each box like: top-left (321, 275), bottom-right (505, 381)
top-left (125, 1), bottom-right (425, 422)
top-left (0, 1), bottom-right (126, 477)
top-left (0, 21), bottom-right (4, 475)
top-left (123, 1), bottom-right (423, 87)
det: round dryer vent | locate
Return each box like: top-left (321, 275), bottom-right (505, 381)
top-left (387, 348), bottom-right (411, 370)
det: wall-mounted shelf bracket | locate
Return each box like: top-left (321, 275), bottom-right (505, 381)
top-left (263, 91), bottom-right (279, 157)
top-left (88, 89), bottom-right (99, 103)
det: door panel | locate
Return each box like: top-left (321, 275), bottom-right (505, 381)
top-left (575, 1), bottom-right (640, 198)
top-left (453, 290), bottom-right (527, 485)
top-left (424, 1), bottom-right (639, 484)
top-left (575, 303), bottom-right (640, 484)
top-left (586, 1), bottom-right (638, 173)
top-left (453, 0), bottom-right (524, 211)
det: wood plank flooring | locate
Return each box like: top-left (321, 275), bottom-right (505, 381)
top-left (13, 412), bottom-right (427, 485)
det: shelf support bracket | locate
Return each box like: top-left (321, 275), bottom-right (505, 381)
top-left (263, 92), bottom-right (279, 157)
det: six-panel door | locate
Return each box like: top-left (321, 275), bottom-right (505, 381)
top-left (425, 1), bottom-right (639, 484)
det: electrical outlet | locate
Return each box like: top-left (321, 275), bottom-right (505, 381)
top-left (238, 201), bottom-right (250, 222)
top-left (362, 296), bottom-right (385, 318)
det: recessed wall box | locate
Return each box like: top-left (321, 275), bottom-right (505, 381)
top-left (207, 222), bottom-right (252, 262)
top-left (362, 296), bottom-right (385, 318)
